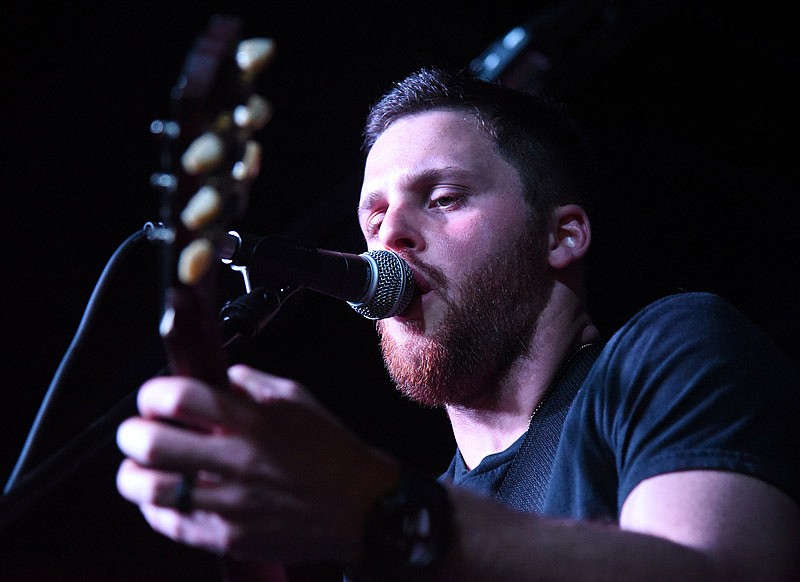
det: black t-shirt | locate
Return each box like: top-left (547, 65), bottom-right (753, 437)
top-left (441, 293), bottom-right (800, 521)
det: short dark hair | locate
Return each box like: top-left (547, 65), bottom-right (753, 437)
top-left (363, 67), bottom-right (595, 219)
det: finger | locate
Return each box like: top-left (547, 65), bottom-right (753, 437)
top-left (139, 494), bottom-right (315, 562)
top-left (117, 457), bottom-right (201, 513)
top-left (117, 457), bottom-right (289, 519)
top-left (136, 376), bottom-right (259, 433)
top-left (120, 463), bottom-right (288, 561)
top-left (140, 502), bottom-right (233, 556)
top-left (117, 416), bottom-right (267, 476)
top-left (228, 364), bottom-right (340, 434)
top-left (228, 364), bottom-right (321, 410)
top-left (122, 460), bottom-right (362, 563)
top-left (116, 458), bottom-right (185, 507)
top-left (195, 479), bottom-right (302, 519)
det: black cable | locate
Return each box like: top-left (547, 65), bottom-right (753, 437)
top-left (3, 223), bottom-right (166, 494)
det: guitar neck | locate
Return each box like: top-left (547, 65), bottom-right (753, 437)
top-left (154, 14), bottom-right (284, 581)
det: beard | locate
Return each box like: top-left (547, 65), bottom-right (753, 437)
top-left (377, 219), bottom-right (552, 407)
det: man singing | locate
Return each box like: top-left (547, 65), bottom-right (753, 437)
top-left (116, 67), bottom-right (800, 580)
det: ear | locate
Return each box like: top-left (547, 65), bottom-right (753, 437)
top-left (547, 204), bottom-right (591, 270)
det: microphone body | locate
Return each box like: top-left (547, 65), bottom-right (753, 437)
top-left (221, 233), bottom-right (415, 320)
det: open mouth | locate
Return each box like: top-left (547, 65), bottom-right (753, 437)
top-left (396, 269), bottom-right (433, 320)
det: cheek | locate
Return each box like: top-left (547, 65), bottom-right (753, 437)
top-left (438, 214), bottom-right (523, 273)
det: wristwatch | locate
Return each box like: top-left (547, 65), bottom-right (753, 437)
top-left (361, 469), bottom-right (453, 573)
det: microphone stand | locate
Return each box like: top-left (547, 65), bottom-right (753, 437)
top-left (0, 285), bottom-right (297, 532)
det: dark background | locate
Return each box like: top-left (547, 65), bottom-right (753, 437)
top-left (2, 1), bottom-right (797, 579)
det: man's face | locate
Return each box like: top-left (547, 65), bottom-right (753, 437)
top-left (358, 110), bottom-right (551, 406)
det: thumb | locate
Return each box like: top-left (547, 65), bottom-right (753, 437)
top-left (227, 364), bottom-right (318, 409)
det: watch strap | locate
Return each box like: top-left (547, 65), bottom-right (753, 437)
top-left (356, 468), bottom-right (453, 575)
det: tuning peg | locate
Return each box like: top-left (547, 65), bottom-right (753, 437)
top-left (232, 140), bottom-right (262, 181)
top-left (181, 132), bottom-right (224, 175)
top-left (234, 94), bottom-right (273, 130)
top-left (178, 237), bottom-right (214, 285)
top-left (236, 38), bottom-right (275, 78)
top-left (150, 172), bottom-right (177, 192)
top-left (181, 185), bottom-right (222, 230)
top-left (150, 119), bottom-right (180, 139)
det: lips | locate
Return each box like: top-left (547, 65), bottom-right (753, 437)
top-left (396, 266), bottom-right (434, 320)
top-left (393, 292), bottom-right (420, 320)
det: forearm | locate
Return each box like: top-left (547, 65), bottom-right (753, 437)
top-left (350, 483), bottom-right (714, 582)
top-left (116, 368), bottom-right (798, 580)
top-left (431, 486), bottom-right (715, 582)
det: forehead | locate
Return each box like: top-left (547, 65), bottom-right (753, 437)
top-left (361, 110), bottom-right (509, 195)
top-left (367, 109), bottom-right (492, 164)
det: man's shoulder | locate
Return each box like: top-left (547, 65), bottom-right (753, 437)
top-left (628, 291), bottom-right (737, 323)
top-left (589, 290), bottom-right (798, 406)
top-left (573, 291), bottom-right (800, 510)
top-left (609, 291), bottom-right (760, 349)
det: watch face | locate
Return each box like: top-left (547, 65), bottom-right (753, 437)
top-left (403, 506), bottom-right (435, 566)
top-left (365, 473), bottom-right (453, 572)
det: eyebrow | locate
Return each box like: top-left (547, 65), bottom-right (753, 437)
top-left (357, 190), bottom-right (383, 215)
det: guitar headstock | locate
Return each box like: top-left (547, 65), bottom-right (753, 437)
top-left (152, 15), bottom-right (275, 385)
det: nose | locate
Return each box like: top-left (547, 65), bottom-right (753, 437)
top-left (378, 205), bottom-right (425, 252)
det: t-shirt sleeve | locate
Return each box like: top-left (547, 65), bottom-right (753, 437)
top-left (597, 293), bottom-right (800, 511)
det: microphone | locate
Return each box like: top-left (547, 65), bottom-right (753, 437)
top-left (220, 232), bottom-right (415, 320)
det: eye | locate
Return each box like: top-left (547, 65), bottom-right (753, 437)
top-left (363, 210), bottom-right (384, 236)
top-left (429, 190), bottom-right (465, 210)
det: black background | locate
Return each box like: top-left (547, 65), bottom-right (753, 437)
top-left (2, 1), bottom-right (798, 579)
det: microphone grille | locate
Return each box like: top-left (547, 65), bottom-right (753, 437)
top-left (348, 250), bottom-right (415, 320)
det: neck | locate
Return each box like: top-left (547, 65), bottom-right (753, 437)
top-left (445, 287), bottom-right (598, 470)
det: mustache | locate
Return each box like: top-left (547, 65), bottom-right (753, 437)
top-left (394, 249), bottom-right (448, 291)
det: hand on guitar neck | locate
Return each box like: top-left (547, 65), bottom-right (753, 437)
top-left (115, 15), bottom-right (402, 580)
top-left (117, 366), bottom-right (401, 573)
